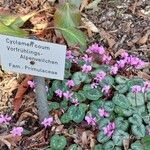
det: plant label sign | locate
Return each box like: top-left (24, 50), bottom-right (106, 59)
top-left (0, 34), bottom-right (66, 80)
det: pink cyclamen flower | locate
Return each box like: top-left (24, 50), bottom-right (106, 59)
top-left (27, 80), bottom-right (35, 88)
top-left (142, 81), bottom-right (150, 92)
top-left (98, 108), bottom-right (109, 117)
top-left (85, 113), bottom-right (96, 126)
top-left (66, 80), bottom-right (75, 88)
top-left (121, 51), bottom-right (128, 58)
top-left (127, 56), bottom-right (144, 69)
top-left (117, 59), bottom-right (126, 68)
top-left (72, 99), bottom-right (79, 106)
top-left (55, 89), bottom-right (63, 98)
top-left (81, 64), bottom-right (92, 73)
top-left (63, 91), bottom-right (73, 100)
top-left (82, 54), bottom-right (92, 63)
top-left (102, 85), bottom-right (110, 95)
top-left (86, 43), bottom-right (100, 53)
top-left (10, 127), bottom-right (23, 137)
top-left (95, 71), bottom-right (106, 82)
top-left (110, 64), bottom-right (118, 75)
top-left (103, 122), bottom-right (115, 137)
top-left (102, 54), bottom-right (112, 64)
top-left (91, 82), bottom-right (98, 89)
top-left (147, 129), bottom-right (150, 135)
top-left (131, 85), bottom-right (142, 93)
top-left (41, 117), bottom-right (53, 128)
top-left (0, 114), bottom-right (11, 124)
top-left (66, 50), bottom-right (74, 60)
top-left (86, 43), bottom-right (105, 54)
top-left (97, 46), bottom-right (105, 55)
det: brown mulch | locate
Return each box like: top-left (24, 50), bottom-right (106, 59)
top-left (0, 0), bottom-right (150, 149)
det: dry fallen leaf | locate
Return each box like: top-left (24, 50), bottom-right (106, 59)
top-left (99, 28), bottom-right (116, 48)
top-left (137, 32), bottom-right (150, 45)
top-left (81, 17), bottom-right (99, 33)
top-left (80, 0), bottom-right (89, 12)
top-left (138, 71), bottom-right (150, 80)
top-left (114, 49), bottom-right (126, 58)
top-left (13, 75), bottom-right (32, 112)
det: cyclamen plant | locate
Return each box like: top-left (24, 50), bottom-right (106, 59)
top-left (1, 43), bottom-right (149, 149)
top-left (45, 43), bottom-right (150, 149)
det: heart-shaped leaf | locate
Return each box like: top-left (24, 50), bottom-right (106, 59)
top-left (131, 140), bottom-right (144, 150)
top-left (103, 141), bottom-right (115, 150)
top-left (50, 135), bottom-right (67, 150)
top-left (132, 124), bottom-right (145, 138)
top-left (127, 92), bottom-right (144, 106)
top-left (97, 131), bottom-right (111, 143)
top-left (112, 130), bottom-right (129, 146)
top-left (85, 88), bottom-right (103, 100)
top-left (60, 27), bottom-right (87, 48)
top-left (0, 21), bottom-right (27, 37)
top-left (115, 117), bottom-right (129, 131)
top-left (72, 72), bottom-right (88, 85)
top-left (54, 3), bottom-right (81, 28)
top-left (112, 94), bottom-right (131, 109)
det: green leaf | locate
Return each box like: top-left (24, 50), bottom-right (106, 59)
top-left (97, 118), bottom-right (110, 128)
top-left (142, 136), bottom-right (150, 150)
top-left (131, 140), bottom-right (144, 150)
top-left (147, 102), bottom-right (150, 113)
top-left (97, 131), bottom-right (111, 143)
top-left (103, 141), bottom-right (115, 150)
top-left (100, 76), bottom-right (114, 87)
top-left (127, 77), bottom-right (144, 88)
top-left (115, 117), bottom-right (129, 131)
top-left (85, 88), bottom-right (103, 100)
top-left (72, 72), bottom-right (88, 85)
top-left (147, 90), bottom-right (150, 101)
top-left (112, 130), bottom-right (129, 146)
top-left (10, 12), bottom-right (37, 28)
top-left (129, 114), bottom-right (142, 125)
top-left (52, 80), bottom-right (68, 92)
top-left (74, 91), bottom-right (86, 102)
top-left (0, 12), bottom-right (36, 28)
top-left (115, 84), bottom-right (128, 94)
top-left (94, 144), bottom-right (103, 150)
top-left (131, 124), bottom-right (146, 138)
top-left (73, 104), bottom-right (88, 123)
top-left (115, 75), bottom-right (128, 84)
top-left (68, 144), bottom-right (82, 150)
top-left (60, 27), bottom-right (87, 48)
top-left (103, 101), bottom-right (115, 112)
top-left (48, 102), bottom-right (60, 111)
top-left (50, 135), bottom-right (67, 150)
top-left (68, 0), bottom-right (82, 8)
top-left (90, 100), bottom-right (104, 112)
top-left (60, 100), bottom-right (68, 111)
top-left (60, 113), bottom-right (71, 124)
top-left (127, 92), bottom-right (144, 106)
top-left (47, 88), bottom-right (53, 100)
top-left (112, 94), bottom-right (131, 109)
top-left (54, 2), bottom-right (81, 28)
top-left (0, 21), bottom-right (27, 37)
top-left (0, 15), bottom-right (16, 26)
top-left (142, 114), bottom-right (150, 125)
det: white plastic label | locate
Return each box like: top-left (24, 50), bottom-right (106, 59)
top-left (0, 34), bottom-right (66, 80)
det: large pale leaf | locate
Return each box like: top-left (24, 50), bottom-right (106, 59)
top-left (60, 27), bottom-right (86, 48)
top-left (68, 0), bottom-right (82, 8)
top-left (54, 2), bottom-right (81, 28)
top-left (10, 12), bottom-right (37, 28)
top-left (0, 21), bottom-right (27, 37)
top-left (0, 15), bottom-right (16, 26)
top-left (142, 136), bottom-right (150, 150)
